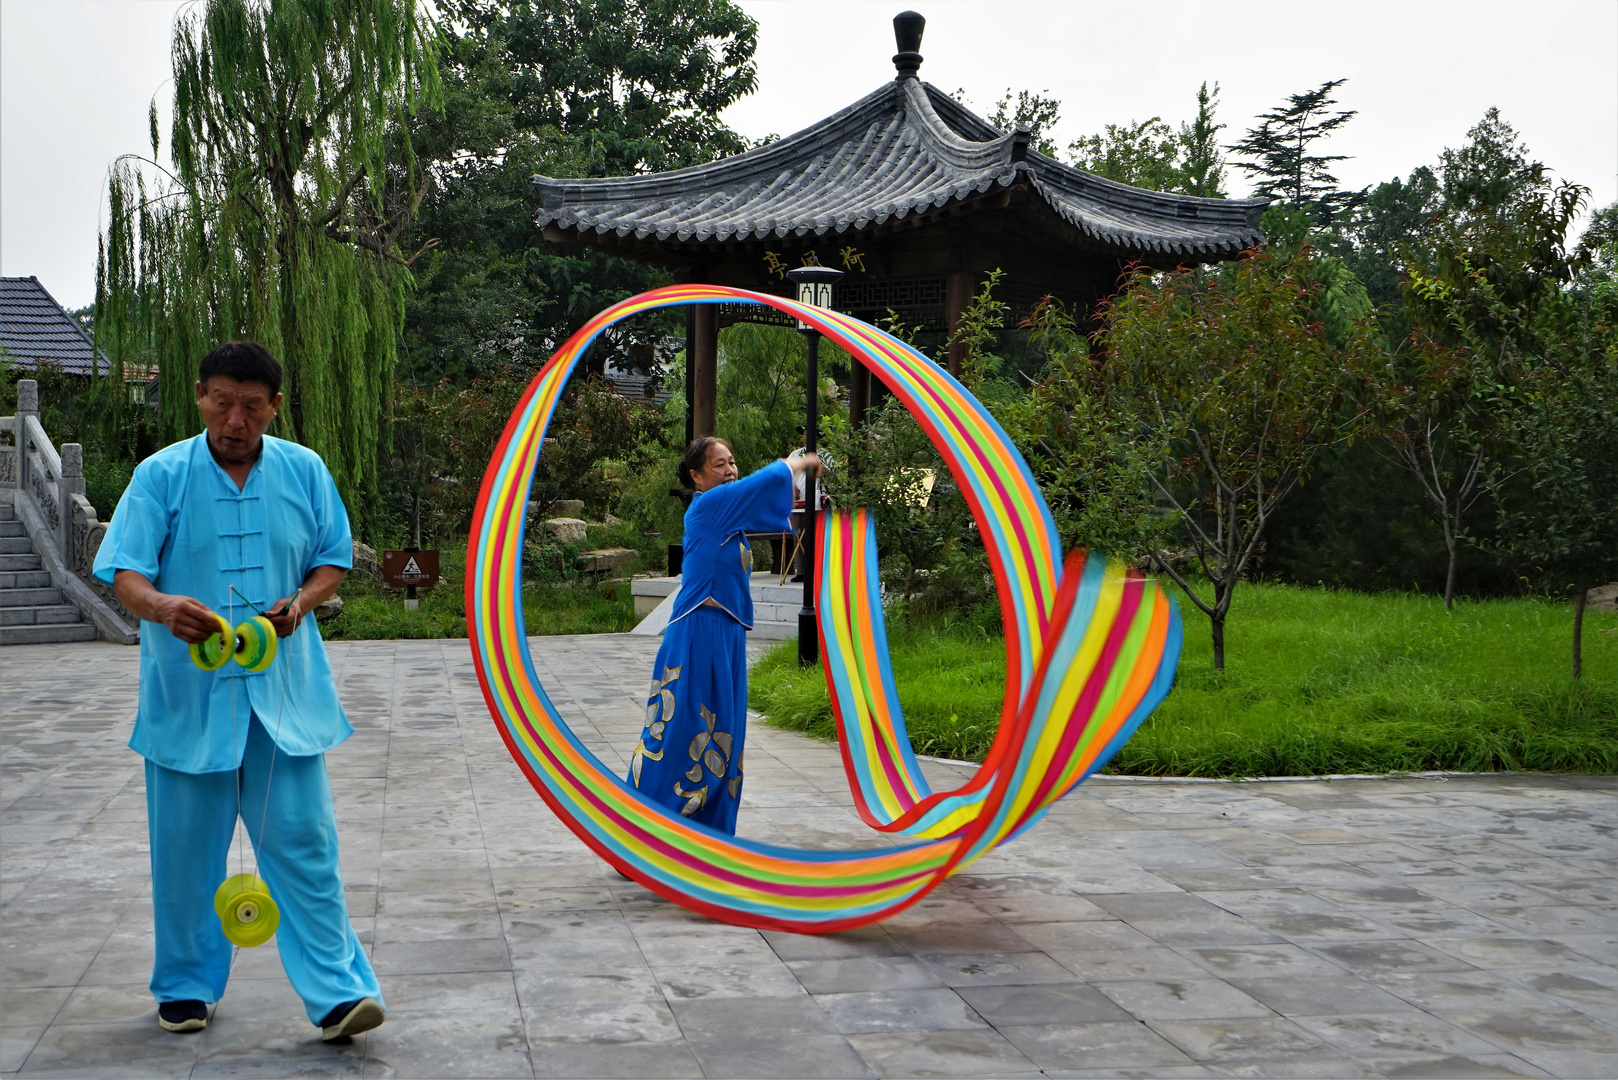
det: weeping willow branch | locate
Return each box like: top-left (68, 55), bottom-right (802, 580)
top-left (94, 0), bottom-right (442, 539)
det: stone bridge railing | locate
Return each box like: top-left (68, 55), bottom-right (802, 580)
top-left (1, 379), bottom-right (139, 643)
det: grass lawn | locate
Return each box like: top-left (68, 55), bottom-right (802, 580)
top-left (749, 582), bottom-right (1618, 777)
top-left (320, 549), bottom-right (637, 640)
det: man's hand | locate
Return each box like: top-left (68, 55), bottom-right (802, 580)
top-left (787, 451), bottom-right (824, 479)
top-left (267, 595), bottom-right (304, 638)
top-left (155, 593), bottom-right (224, 644)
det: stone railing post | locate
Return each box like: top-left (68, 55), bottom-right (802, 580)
top-left (16, 378), bottom-right (37, 495)
top-left (60, 443), bottom-right (84, 566)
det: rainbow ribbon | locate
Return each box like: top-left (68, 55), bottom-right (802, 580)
top-left (467, 284), bottom-right (1181, 932)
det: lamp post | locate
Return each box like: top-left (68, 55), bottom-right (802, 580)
top-left (786, 264), bottom-right (844, 667)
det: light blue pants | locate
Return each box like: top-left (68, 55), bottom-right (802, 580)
top-left (144, 715), bottom-right (380, 1023)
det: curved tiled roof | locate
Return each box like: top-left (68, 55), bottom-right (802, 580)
top-left (533, 79), bottom-right (1266, 262)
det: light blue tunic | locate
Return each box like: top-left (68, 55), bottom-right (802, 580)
top-left (93, 433), bottom-right (354, 774)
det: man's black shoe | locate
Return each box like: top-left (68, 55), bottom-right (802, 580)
top-left (157, 999), bottom-right (208, 1033)
top-left (319, 997), bottom-right (384, 1042)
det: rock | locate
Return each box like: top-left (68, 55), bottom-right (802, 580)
top-left (603, 514), bottom-right (622, 527)
top-left (352, 542), bottom-right (379, 577)
top-left (575, 547), bottom-right (639, 573)
top-left (314, 595), bottom-right (344, 621)
top-left (549, 499), bottom-right (585, 517)
top-left (1586, 582), bottom-right (1618, 612)
top-left (542, 517), bottom-right (588, 544)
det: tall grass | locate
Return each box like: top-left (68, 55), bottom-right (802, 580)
top-left (749, 583), bottom-right (1618, 777)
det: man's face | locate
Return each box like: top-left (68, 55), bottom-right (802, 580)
top-left (195, 376), bottom-right (282, 465)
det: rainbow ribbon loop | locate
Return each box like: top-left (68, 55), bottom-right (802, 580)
top-left (468, 285), bottom-right (1181, 932)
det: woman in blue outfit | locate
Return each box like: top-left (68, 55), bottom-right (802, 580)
top-left (629, 438), bottom-right (821, 834)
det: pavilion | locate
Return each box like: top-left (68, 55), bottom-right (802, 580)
top-left (532, 11), bottom-right (1266, 437)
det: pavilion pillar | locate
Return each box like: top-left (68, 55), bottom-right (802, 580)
top-left (683, 305), bottom-right (696, 446)
top-left (691, 303), bottom-right (718, 438)
top-left (945, 270), bottom-right (973, 378)
top-left (849, 363), bottom-right (871, 431)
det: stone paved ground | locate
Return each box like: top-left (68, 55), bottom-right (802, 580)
top-left (2, 635), bottom-right (1616, 1079)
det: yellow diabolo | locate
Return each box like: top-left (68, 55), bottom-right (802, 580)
top-left (213, 874), bottom-right (279, 947)
top-left (187, 614), bottom-right (278, 672)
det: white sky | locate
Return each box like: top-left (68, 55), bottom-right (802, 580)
top-left (3, 0), bottom-right (1615, 310)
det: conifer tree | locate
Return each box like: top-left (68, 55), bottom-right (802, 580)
top-left (1230, 79), bottom-right (1362, 222)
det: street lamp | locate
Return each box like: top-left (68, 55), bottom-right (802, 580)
top-left (786, 264), bottom-right (844, 667)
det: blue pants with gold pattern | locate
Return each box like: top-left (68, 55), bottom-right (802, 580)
top-left (628, 606), bottom-right (747, 834)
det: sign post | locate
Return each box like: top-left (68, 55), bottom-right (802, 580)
top-left (382, 549), bottom-right (441, 611)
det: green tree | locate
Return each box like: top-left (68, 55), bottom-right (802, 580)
top-left (1001, 298), bottom-right (1170, 562)
top-left (987, 89), bottom-right (1062, 157)
top-left (1230, 78), bottom-right (1362, 222)
top-left (405, 0), bottom-right (759, 387)
top-left (1403, 159), bottom-right (1615, 674)
top-left (1177, 81), bottom-right (1226, 198)
top-left (1069, 117), bottom-right (1183, 192)
top-left (445, 0), bottom-right (757, 177)
top-left (1333, 167), bottom-right (1441, 310)
top-left (96, 0), bottom-right (442, 536)
top-left (1099, 248), bottom-right (1378, 669)
top-left (1491, 317), bottom-right (1618, 679)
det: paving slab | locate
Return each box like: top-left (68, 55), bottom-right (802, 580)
top-left (2, 635), bottom-right (1616, 1078)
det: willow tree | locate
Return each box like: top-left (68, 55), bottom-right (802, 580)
top-left (96, 0), bottom-right (441, 534)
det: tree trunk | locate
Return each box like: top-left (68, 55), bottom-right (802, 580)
top-left (1443, 538), bottom-right (1458, 612)
top-left (1572, 576), bottom-right (1587, 680)
top-left (1210, 610), bottom-right (1226, 672)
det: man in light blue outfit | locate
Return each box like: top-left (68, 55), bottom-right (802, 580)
top-left (93, 341), bottom-right (383, 1042)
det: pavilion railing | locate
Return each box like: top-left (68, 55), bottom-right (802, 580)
top-left (1, 379), bottom-right (139, 643)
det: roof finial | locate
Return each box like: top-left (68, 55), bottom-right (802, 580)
top-left (892, 11), bottom-right (925, 81)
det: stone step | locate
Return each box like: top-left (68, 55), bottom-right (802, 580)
top-left (0, 622), bottom-right (98, 645)
top-left (0, 503), bottom-right (14, 520)
top-left (0, 587), bottom-right (63, 608)
top-left (0, 553), bottom-right (43, 571)
top-left (0, 603), bottom-right (83, 626)
top-left (745, 620), bottom-right (798, 642)
top-left (752, 583), bottom-right (808, 603)
top-left (0, 537), bottom-right (33, 555)
top-left (0, 520), bottom-right (25, 538)
top-left (752, 600), bottom-right (817, 624)
top-left (0, 571), bottom-right (53, 589)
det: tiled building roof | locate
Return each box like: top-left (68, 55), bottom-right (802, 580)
top-left (533, 78), bottom-right (1266, 263)
top-left (0, 277), bottom-right (109, 377)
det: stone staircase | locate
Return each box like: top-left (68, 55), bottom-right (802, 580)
top-left (0, 502), bottom-right (98, 644)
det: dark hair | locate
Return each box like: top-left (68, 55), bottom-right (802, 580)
top-left (198, 341), bottom-right (283, 397)
top-left (678, 437), bottom-right (732, 489)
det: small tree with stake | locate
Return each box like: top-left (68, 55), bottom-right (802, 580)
top-left (1099, 249), bottom-right (1377, 670)
top-left (1491, 330), bottom-right (1618, 678)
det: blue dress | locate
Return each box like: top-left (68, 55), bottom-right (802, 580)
top-left (629, 460), bottom-right (793, 834)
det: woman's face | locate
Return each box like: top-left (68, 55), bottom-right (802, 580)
top-left (692, 442), bottom-right (738, 492)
